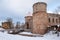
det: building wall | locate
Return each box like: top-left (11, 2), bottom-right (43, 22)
top-left (48, 13), bottom-right (60, 26)
top-left (2, 22), bottom-right (11, 29)
top-left (25, 16), bottom-right (33, 32)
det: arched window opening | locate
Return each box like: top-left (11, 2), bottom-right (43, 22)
top-left (26, 23), bottom-right (29, 29)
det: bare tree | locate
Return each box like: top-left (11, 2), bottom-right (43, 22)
top-left (57, 6), bottom-right (60, 12)
top-left (6, 18), bottom-right (14, 29)
top-left (20, 23), bottom-right (25, 29)
top-left (54, 6), bottom-right (60, 14)
top-left (16, 22), bottom-right (20, 29)
top-left (54, 6), bottom-right (60, 36)
top-left (6, 18), bottom-right (12, 22)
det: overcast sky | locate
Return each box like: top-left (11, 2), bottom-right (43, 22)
top-left (0, 0), bottom-right (60, 25)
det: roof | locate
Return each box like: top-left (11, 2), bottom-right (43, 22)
top-left (48, 13), bottom-right (60, 17)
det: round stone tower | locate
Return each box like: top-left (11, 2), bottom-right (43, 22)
top-left (33, 2), bottom-right (48, 35)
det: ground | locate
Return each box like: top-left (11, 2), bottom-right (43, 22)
top-left (0, 31), bottom-right (60, 40)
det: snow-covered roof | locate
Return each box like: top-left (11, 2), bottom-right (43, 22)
top-left (26, 12), bottom-right (32, 16)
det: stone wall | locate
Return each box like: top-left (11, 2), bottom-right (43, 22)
top-left (33, 11), bottom-right (48, 35)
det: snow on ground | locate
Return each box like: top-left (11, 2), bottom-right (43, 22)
top-left (19, 32), bottom-right (32, 34)
top-left (0, 28), bottom-right (5, 31)
top-left (0, 31), bottom-right (60, 40)
top-left (0, 28), bottom-right (8, 34)
top-left (19, 32), bottom-right (43, 36)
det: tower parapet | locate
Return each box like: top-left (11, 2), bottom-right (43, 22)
top-left (33, 2), bottom-right (47, 14)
